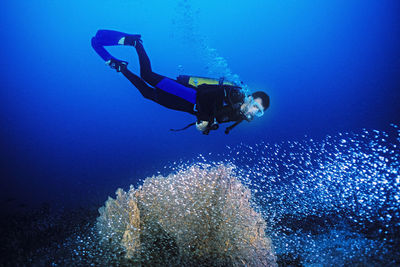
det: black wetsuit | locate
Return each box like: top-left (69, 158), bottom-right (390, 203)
top-left (91, 29), bottom-right (246, 129)
top-left (121, 42), bottom-right (245, 125)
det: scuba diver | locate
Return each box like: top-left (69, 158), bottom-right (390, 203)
top-left (91, 29), bottom-right (270, 135)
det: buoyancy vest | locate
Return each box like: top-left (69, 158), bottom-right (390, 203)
top-left (172, 75), bottom-right (246, 134)
top-left (176, 75), bottom-right (244, 112)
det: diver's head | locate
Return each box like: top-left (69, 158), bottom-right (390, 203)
top-left (240, 91), bottom-right (270, 121)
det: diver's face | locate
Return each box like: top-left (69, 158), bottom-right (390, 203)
top-left (241, 97), bottom-right (264, 121)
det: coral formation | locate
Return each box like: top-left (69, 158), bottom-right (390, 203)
top-left (97, 164), bottom-right (276, 266)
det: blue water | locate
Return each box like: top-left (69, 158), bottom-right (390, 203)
top-left (1, 0), bottom-right (399, 265)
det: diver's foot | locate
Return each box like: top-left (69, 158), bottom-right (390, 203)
top-left (106, 58), bottom-right (128, 72)
top-left (120, 34), bottom-right (142, 47)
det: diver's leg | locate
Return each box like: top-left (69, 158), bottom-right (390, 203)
top-left (120, 68), bottom-right (156, 100)
top-left (133, 42), bottom-right (197, 104)
top-left (121, 68), bottom-right (195, 114)
top-left (157, 90), bottom-right (196, 114)
top-left (134, 41), bottom-right (165, 86)
top-left (152, 88), bottom-right (196, 113)
top-left (121, 34), bottom-right (182, 88)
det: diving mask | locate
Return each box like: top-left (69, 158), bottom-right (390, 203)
top-left (241, 96), bottom-right (264, 121)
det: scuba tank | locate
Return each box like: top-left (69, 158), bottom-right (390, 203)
top-left (176, 75), bottom-right (236, 88)
top-left (176, 75), bottom-right (244, 107)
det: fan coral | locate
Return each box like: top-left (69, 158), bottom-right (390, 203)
top-left (97, 164), bottom-right (276, 266)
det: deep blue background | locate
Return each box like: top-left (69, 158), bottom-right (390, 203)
top-left (1, 0), bottom-right (399, 209)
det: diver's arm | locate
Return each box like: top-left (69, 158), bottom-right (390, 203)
top-left (196, 102), bottom-right (219, 134)
top-left (196, 85), bottom-right (224, 121)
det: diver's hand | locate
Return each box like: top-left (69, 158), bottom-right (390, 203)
top-left (196, 121), bottom-right (209, 132)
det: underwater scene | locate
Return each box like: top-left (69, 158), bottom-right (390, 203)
top-left (1, 0), bottom-right (399, 266)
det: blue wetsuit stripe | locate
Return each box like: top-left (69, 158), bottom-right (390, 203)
top-left (156, 78), bottom-right (197, 104)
